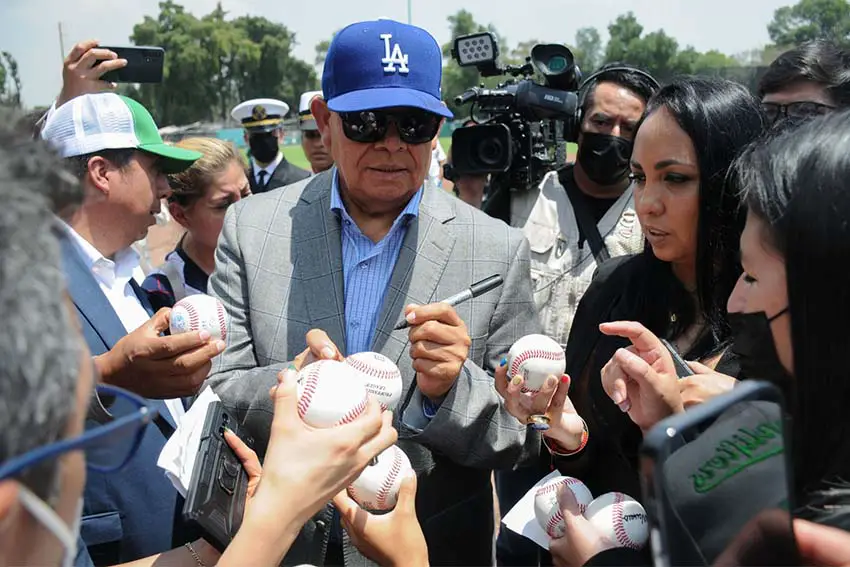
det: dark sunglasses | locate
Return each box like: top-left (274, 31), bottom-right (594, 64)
top-left (339, 109), bottom-right (442, 145)
top-left (762, 101), bottom-right (835, 123)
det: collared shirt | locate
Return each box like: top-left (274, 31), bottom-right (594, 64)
top-left (61, 222), bottom-right (186, 424)
top-left (251, 152), bottom-right (283, 185)
top-left (330, 168), bottom-right (422, 355)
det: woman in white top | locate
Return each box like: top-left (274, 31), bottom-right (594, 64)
top-left (143, 137), bottom-right (251, 309)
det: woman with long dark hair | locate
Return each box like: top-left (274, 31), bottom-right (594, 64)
top-left (497, 77), bottom-right (767, 521)
top-left (553, 107), bottom-right (850, 567)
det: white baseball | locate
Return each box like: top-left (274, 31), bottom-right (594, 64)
top-left (348, 444), bottom-right (414, 511)
top-left (296, 360), bottom-right (369, 428)
top-left (169, 294), bottom-right (228, 341)
top-left (507, 334), bottom-right (566, 393)
top-left (533, 476), bottom-right (594, 537)
top-left (584, 492), bottom-right (649, 550)
top-left (344, 352), bottom-right (403, 411)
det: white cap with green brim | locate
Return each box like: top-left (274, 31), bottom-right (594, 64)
top-left (42, 93), bottom-right (202, 174)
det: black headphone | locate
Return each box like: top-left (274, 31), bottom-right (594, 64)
top-left (570, 65), bottom-right (661, 141)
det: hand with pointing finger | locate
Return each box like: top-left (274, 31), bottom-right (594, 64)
top-left (405, 302), bottom-right (471, 400)
top-left (598, 321), bottom-right (684, 433)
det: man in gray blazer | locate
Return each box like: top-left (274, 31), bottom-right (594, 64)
top-left (207, 18), bottom-right (541, 566)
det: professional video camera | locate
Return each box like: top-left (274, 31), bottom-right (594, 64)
top-left (444, 32), bottom-right (584, 194)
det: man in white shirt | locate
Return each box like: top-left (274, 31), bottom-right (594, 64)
top-left (41, 92), bottom-right (225, 564)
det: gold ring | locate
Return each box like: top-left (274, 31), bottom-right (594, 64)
top-left (526, 414), bottom-right (550, 428)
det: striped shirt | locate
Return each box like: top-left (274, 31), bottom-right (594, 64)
top-left (330, 169), bottom-right (422, 355)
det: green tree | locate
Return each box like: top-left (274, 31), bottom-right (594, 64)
top-left (129, 0), bottom-right (316, 126)
top-left (768, 0), bottom-right (850, 46)
top-left (0, 51), bottom-right (22, 107)
top-left (605, 12), bottom-right (643, 63)
top-left (573, 27), bottom-right (602, 72)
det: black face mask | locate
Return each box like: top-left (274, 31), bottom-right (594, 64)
top-left (249, 133), bottom-right (280, 164)
top-left (576, 132), bottom-right (633, 186)
top-left (729, 308), bottom-right (793, 392)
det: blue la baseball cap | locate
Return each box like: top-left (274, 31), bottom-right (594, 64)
top-left (322, 19), bottom-right (453, 119)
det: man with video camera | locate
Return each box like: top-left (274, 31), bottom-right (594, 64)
top-left (494, 62), bottom-right (658, 566)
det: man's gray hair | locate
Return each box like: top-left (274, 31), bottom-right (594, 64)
top-left (0, 106), bottom-right (84, 500)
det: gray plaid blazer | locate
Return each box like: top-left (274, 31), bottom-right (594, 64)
top-left (206, 170), bottom-right (541, 566)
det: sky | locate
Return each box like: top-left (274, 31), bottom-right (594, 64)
top-left (2, 0), bottom-right (791, 108)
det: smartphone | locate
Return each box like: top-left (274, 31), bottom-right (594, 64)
top-left (182, 402), bottom-right (254, 552)
top-left (640, 381), bottom-right (799, 567)
top-left (660, 338), bottom-right (694, 378)
top-left (98, 46), bottom-right (165, 83)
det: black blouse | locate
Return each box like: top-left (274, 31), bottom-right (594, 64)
top-left (551, 254), bottom-right (740, 500)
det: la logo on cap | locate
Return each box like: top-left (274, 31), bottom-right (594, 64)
top-left (381, 33), bottom-right (409, 75)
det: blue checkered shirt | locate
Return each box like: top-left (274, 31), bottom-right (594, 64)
top-left (330, 169), bottom-right (423, 356)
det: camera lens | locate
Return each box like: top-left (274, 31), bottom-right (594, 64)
top-left (476, 138), bottom-right (505, 167)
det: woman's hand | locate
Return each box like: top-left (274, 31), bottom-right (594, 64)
top-left (679, 360), bottom-right (738, 408)
top-left (218, 368), bottom-right (397, 567)
top-left (494, 359), bottom-right (560, 424)
top-left (549, 482), bottom-right (616, 567)
top-left (494, 363), bottom-right (586, 451)
top-left (333, 475), bottom-right (429, 567)
top-left (599, 321), bottom-right (684, 433)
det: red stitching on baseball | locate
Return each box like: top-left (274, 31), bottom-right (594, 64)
top-left (612, 492), bottom-right (637, 549)
top-left (297, 370), bottom-right (319, 420)
top-left (375, 448), bottom-right (403, 508)
top-left (346, 356), bottom-right (399, 381)
top-left (510, 348), bottom-right (565, 382)
top-left (216, 301), bottom-right (227, 341)
top-left (536, 478), bottom-right (569, 497)
top-left (546, 509), bottom-right (564, 537)
top-left (336, 395), bottom-right (368, 426)
top-left (183, 302), bottom-right (199, 332)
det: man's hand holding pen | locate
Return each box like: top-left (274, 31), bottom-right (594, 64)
top-left (404, 302), bottom-right (471, 400)
top-left (400, 275), bottom-right (504, 402)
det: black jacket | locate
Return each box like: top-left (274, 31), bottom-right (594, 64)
top-left (247, 153), bottom-right (310, 194)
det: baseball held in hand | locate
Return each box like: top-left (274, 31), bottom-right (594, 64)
top-left (169, 295), bottom-right (228, 341)
top-left (348, 444), bottom-right (414, 511)
top-left (344, 352), bottom-right (403, 411)
top-left (296, 360), bottom-right (369, 428)
top-left (584, 492), bottom-right (649, 550)
top-left (508, 334), bottom-right (566, 393)
top-left (534, 475), bottom-right (593, 538)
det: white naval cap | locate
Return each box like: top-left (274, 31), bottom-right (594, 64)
top-left (230, 98), bottom-right (290, 133)
top-left (298, 90), bottom-right (324, 131)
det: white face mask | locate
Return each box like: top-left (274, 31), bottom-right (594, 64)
top-left (17, 484), bottom-right (82, 567)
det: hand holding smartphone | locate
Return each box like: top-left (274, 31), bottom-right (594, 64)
top-left (659, 338), bottom-right (694, 379)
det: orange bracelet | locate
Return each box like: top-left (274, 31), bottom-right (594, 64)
top-left (543, 418), bottom-right (588, 457)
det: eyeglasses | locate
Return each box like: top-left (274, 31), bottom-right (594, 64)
top-left (0, 385), bottom-right (156, 480)
top-left (762, 101), bottom-right (835, 123)
top-left (339, 109), bottom-right (442, 145)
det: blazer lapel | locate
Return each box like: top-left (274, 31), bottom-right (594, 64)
top-left (371, 187), bottom-right (457, 364)
top-left (291, 173), bottom-right (347, 351)
top-left (59, 235), bottom-right (128, 350)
